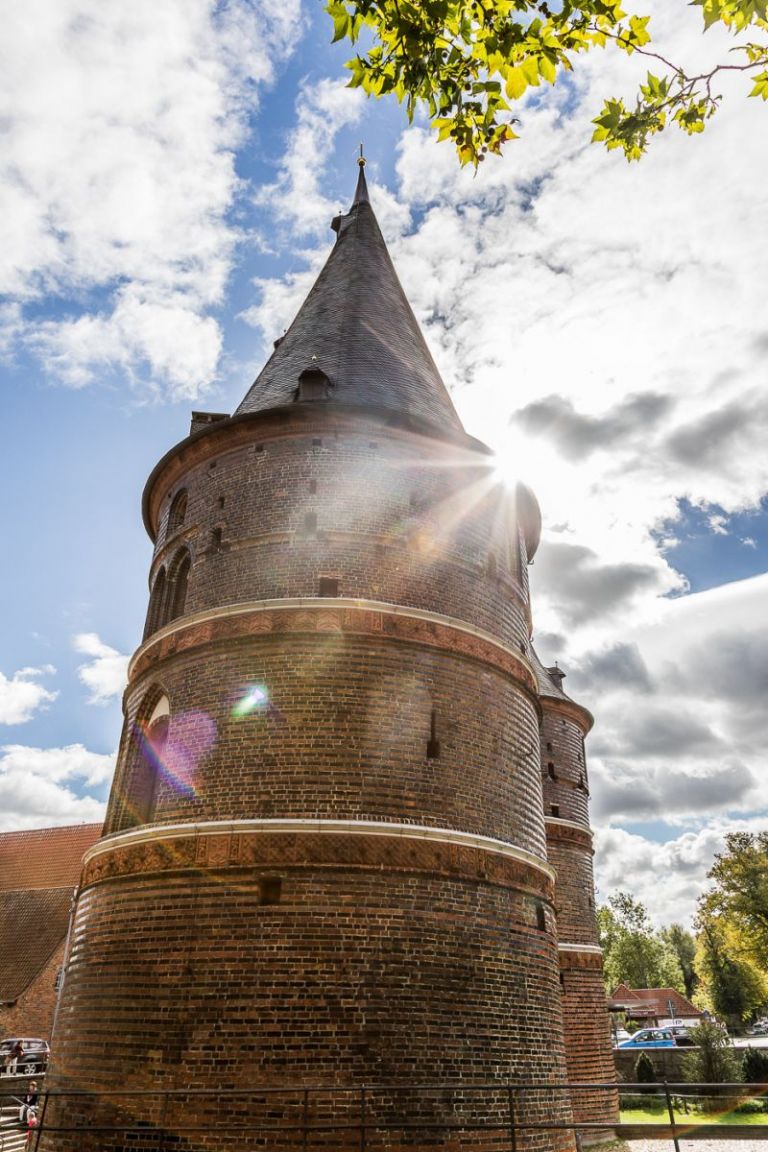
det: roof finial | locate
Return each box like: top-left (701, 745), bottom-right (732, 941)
top-left (352, 145), bottom-right (370, 207)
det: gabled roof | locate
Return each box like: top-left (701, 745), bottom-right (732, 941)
top-left (0, 824), bottom-right (101, 891)
top-left (0, 889), bottom-right (73, 1005)
top-left (0, 824), bottom-right (101, 1006)
top-left (610, 984), bottom-right (703, 1017)
top-left (235, 162), bottom-right (463, 436)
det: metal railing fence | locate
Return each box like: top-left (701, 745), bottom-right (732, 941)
top-left (0, 1078), bottom-right (766, 1149)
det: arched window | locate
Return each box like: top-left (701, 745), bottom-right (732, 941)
top-left (144, 566), bottom-right (166, 639)
top-left (167, 549), bottom-right (191, 622)
top-left (167, 490), bottom-right (188, 538)
top-left (119, 690), bottom-right (170, 830)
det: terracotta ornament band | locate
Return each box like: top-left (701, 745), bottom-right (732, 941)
top-left (558, 943), bottom-right (605, 972)
top-left (81, 818), bottom-right (555, 898)
top-left (544, 817), bottom-right (594, 850)
top-left (128, 597), bottom-right (538, 693)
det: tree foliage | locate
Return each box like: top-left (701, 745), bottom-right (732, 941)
top-left (694, 833), bottom-right (768, 1026)
top-left (660, 923), bottom-right (698, 1000)
top-left (326, 0), bottom-right (768, 165)
top-left (598, 891), bottom-right (685, 992)
top-left (681, 1019), bottom-right (743, 1086)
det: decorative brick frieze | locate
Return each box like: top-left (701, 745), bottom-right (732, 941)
top-left (81, 820), bottom-right (555, 900)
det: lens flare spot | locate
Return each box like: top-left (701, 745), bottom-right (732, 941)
top-left (232, 684), bottom-right (269, 718)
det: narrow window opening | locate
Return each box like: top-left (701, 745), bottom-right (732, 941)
top-left (209, 460), bottom-right (217, 469)
top-left (550, 804), bottom-right (560, 818)
top-left (319, 577), bottom-right (339, 597)
top-left (54, 967), bottom-right (63, 991)
top-left (255, 444), bottom-right (264, 454)
top-left (212, 527), bottom-right (223, 551)
top-left (167, 490), bottom-right (188, 537)
top-left (305, 512), bottom-right (317, 532)
top-left (309, 479), bottom-right (317, 494)
top-left (168, 551), bottom-right (191, 621)
top-left (145, 567), bottom-right (166, 639)
top-left (546, 741), bottom-right (553, 753)
top-left (427, 710), bottom-right (441, 760)
top-left (559, 971), bottom-right (565, 988)
top-left (297, 367), bottom-right (332, 402)
top-left (259, 877), bottom-right (282, 905)
top-left (536, 903), bottom-right (547, 932)
top-left (218, 496), bottom-right (225, 509)
top-left (312, 438), bottom-right (322, 448)
top-left (579, 774), bottom-right (587, 792)
top-left (547, 763), bottom-right (556, 780)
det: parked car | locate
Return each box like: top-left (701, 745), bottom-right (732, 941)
top-left (617, 1028), bottom-right (677, 1049)
top-left (669, 1026), bottom-right (696, 1046)
top-left (0, 1037), bottom-right (50, 1076)
top-left (613, 1028), bottom-right (632, 1045)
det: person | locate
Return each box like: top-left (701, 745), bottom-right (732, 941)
top-left (20, 1080), bottom-right (39, 1124)
top-left (25, 1105), bottom-right (38, 1148)
top-left (6, 1040), bottom-right (24, 1075)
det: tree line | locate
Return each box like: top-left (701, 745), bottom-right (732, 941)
top-left (598, 831), bottom-right (768, 1028)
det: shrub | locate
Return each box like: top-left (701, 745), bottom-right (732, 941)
top-left (743, 1047), bottom-right (768, 1085)
top-left (635, 1050), bottom-right (657, 1089)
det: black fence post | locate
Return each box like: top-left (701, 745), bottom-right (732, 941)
top-left (32, 1084), bottom-right (50, 1152)
top-left (359, 1085), bottom-right (367, 1152)
top-left (662, 1080), bottom-right (680, 1152)
top-left (507, 1085), bottom-right (518, 1152)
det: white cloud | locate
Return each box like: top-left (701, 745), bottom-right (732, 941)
top-left (0, 0), bottom-right (301, 398)
top-left (253, 77), bottom-right (365, 236)
top-left (73, 633), bottom-right (129, 705)
top-left (0, 666), bottom-right (57, 725)
top-left (0, 743), bottom-right (115, 832)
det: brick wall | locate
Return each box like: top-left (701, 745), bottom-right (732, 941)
top-left (0, 943), bottom-right (63, 1042)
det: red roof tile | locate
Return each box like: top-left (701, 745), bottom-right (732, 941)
top-left (0, 824), bottom-right (101, 892)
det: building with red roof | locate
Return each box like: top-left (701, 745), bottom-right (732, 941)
top-left (0, 824), bottom-right (101, 1041)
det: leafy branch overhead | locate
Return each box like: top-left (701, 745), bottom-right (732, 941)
top-left (325, 0), bottom-right (768, 164)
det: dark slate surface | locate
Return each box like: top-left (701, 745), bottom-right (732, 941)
top-left (236, 169), bottom-right (463, 434)
top-left (528, 644), bottom-right (571, 702)
top-left (0, 888), bottom-right (72, 1003)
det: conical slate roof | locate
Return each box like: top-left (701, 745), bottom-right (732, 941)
top-left (235, 163), bottom-right (463, 434)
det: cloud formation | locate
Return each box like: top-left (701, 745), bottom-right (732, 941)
top-left (0, 0), bottom-right (301, 397)
top-left (0, 743), bottom-right (114, 831)
top-left (73, 633), bottom-right (129, 705)
top-left (0, 666), bottom-right (57, 725)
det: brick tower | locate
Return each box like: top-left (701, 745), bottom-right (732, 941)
top-left (42, 163), bottom-right (615, 1151)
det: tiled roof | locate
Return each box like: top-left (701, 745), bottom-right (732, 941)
top-left (610, 984), bottom-right (702, 1017)
top-left (0, 825), bottom-right (101, 1006)
top-left (0, 824), bottom-right (101, 892)
top-left (235, 164), bottom-right (463, 436)
top-left (0, 888), bottom-right (73, 1005)
top-left (528, 644), bottom-right (570, 702)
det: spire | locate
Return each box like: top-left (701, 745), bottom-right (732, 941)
top-left (353, 145), bottom-right (370, 205)
top-left (235, 160), bottom-right (463, 434)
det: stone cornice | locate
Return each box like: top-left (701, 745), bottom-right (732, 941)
top-left (557, 943), bottom-right (605, 972)
top-left (128, 598), bottom-right (538, 696)
top-left (81, 818), bottom-right (556, 898)
top-left (544, 817), bottom-right (594, 850)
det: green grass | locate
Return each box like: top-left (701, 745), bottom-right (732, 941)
top-left (621, 1107), bottom-right (768, 1126)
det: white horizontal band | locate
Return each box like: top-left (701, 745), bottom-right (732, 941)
top-left (128, 596), bottom-right (533, 683)
top-left (85, 817), bottom-right (554, 882)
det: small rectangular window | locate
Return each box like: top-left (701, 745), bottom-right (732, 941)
top-left (312, 438), bottom-right (322, 448)
top-left (550, 804), bottom-right (560, 817)
top-left (255, 444), bottom-right (264, 453)
top-left (259, 877), bottom-right (282, 905)
top-left (319, 577), bottom-right (339, 597)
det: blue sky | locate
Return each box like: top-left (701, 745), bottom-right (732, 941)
top-left (1, 0), bottom-right (767, 925)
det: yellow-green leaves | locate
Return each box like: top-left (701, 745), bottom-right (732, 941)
top-left (326, 0), bottom-right (768, 167)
